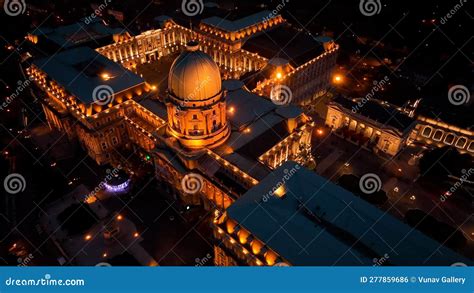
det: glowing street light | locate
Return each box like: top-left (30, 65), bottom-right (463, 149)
top-left (101, 73), bottom-right (111, 80)
top-left (333, 74), bottom-right (344, 84)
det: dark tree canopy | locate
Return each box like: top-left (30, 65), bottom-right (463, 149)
top-left (419, 147), bottom-right (473, 179)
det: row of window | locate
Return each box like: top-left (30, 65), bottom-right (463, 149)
top-left (421, 126), bottom-right (474, 151)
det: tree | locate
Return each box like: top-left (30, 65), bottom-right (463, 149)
top-left (419, 146), bottom-right (473, 179)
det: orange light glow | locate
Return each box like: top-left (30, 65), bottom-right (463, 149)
top-left (333, 74), bottom-right (344, 84)
top-left (276, 72), bottom-right (282, 80)
top-left (85, 234), bottom-right (92, 241)
top-left (116, 214), bottom-right (123, 221)
top-left (101, 73), bottom-right (111, 80)
top-left (133, 232), bottom-right (139, 238)
top-left (228, 106), bottom-right (235, 114)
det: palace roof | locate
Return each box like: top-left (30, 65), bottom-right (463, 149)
top-left (227, 161), bottom-right (472, 266)
top-left (32, 47), bottom-right (144, 104)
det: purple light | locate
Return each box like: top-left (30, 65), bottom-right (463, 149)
top-left (104, 179), bottom-right (130, 193)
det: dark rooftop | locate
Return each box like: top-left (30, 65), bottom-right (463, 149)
top-left (227, 161), bottom-right (472, 266)
top-left (30, 18), bottom-right (125, 49)
top-left (332, 95), bottom-right (416, 134)
top-left (201, 10), bottom-right (275, 32)
top-left (32, 47), bottom-right (144, 104)
top-left (242, 22), bottom-right (327, 67)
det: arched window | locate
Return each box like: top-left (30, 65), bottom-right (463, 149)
top-left (421, 126), bottom-right (432, 137)
top-left (443, 133), bottom-right (455, 145)
top-left (455, 137), bottom-right (468, 149)
top-left (433, 130), bottom-right (443, 141)
top-left (468, 141), bottom-right (474, 152)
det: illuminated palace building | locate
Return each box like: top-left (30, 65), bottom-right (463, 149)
top-left (326, 96), bottom-right (474, 157)
top-left (24, 12), bottom-right (472, 267)
top-left (27, 36), bottom-right (315, 211)
top-left (93, 11), bottom-right (338, 105)
top-left (24, 10), bottom-right (339, 210)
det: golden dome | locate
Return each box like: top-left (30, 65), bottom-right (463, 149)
top-left (168, 41), bottom-right (222, 101)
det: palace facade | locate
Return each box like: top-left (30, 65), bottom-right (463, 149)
top-left (94, 11), bottom-right (338, 105)
top-left (325, 96), bottom-right (417, 156)
top-left (325, 96), bottom-right (474, 157)
top-left (27, 40), bottom-right (314, 214)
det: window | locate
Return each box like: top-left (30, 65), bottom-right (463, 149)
top-left (455, 137), bottom-right (467, 149)
top-left (433, 130), bottom-right (443, 141)
top-left (192, 114), bottom-right (198, 120)
top-left (101, 142), bottom-right (107, 150)
top-left (468, 142), bottom-right (474, 152)
top-left (112, 137), bottom-right (118, 145)
top-left (444, 134), bottom-right (455, 145)
top-left (421, 126), bottom-right (432, 137)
